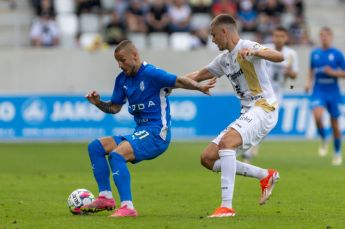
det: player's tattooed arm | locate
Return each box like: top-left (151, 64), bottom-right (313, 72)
top-left (85, 90), bottom-right (122, 114)
top-left (184, 68), bottom-right (214, 82)
top-left (95, 101), bottom-right (122, 114)
top-left (175, 76), bottom-right (216, 95)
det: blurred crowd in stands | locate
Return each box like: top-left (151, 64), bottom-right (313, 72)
top-left (27, 0), bottom-right (313, 49)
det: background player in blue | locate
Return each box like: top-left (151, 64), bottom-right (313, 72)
top-left (80, 40), bottom-right (215, 217)
top-left (305, 27), bottom-right (345, 166)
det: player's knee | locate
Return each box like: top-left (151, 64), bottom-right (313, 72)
top-left (200, 153), bottom-right (213, 170)
top-left (218, 138), bottom-right (233, 150)
top-left (88, 139), bottom-right (106, 156)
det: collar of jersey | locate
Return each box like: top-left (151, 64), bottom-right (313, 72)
top-left (134, 62), bottom-right (147, 78)
top-left (228, 39), bottom-right (243, 56)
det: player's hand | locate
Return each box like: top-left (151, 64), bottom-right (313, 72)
top-left (85, 90), bottom-right (101, 105)
top-left (198, 77), bottom-right (216, 95)
top-left (239, 48), bottom-right (255, 59)
top-left (324, 66), bottom-right (337, 77)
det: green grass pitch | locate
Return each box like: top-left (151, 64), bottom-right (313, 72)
top-left (1, 141), bottom-right (345, 229)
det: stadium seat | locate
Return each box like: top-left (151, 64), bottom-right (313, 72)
top-left (54, 0), bottom-right (75, 14)
top-left (101, 13), bottom-right (112, 27)
top-left (60, 35), bottom-right (77, 48)
top-left (79, 32), bottom-right (100, 49)
top-left (79, 14), bottom-right (100, 33)
top-left (56, 14), bottom-right (78, 36)
top-left (147, 33), bottom-right (169, 50)
top-left (170, 32), bottom-right (193, 51)
top-left (241, 32), bottom-right (256, 41)
top-left (190, 13), bottom-right (212, 30)
top-left (127, 33), bottom-right (147, 50)
top-left (101, 0), bottom-right (116, 11)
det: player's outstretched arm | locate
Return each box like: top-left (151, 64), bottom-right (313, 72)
top-left (85, 90), bottom-right (122, 114)
top-left (184, 68), bottom-right (215, 82)
top-left (175, 76), bottom-right (216, 95)
top-left (239, 48), bottom-right (284, 63)
top-left (324, 66), bottom-right (345, 78)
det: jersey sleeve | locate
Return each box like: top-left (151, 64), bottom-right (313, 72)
top-left (150, 67), bottom-right (177, 88)
top-left (244, 40), bottom-right (268, 62)
top-left (206, 53), bottom-right (224, 77)
top-left (111, 74), bottom-right (127, 104)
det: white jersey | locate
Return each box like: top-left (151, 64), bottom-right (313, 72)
top-left (264, 44), bottom-right (298, 102)
top-left (207, 39), bottom-right (277, 112)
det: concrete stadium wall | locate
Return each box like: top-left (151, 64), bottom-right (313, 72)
top-left (0, 46), bottom-right (344, 94)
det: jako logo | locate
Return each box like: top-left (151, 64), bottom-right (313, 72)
top-left (21, 98), bottom-right (47, 124)
top-left (50, 101), bottom-right (105, 121)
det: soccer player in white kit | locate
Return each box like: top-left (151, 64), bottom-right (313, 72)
top-left (185, 14), bottom-right (284, 217)
top-left (242, 26), bottom-right (299, 162)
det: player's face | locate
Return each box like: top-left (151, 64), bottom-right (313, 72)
top-left (319, 30), bottom-right (333, 47)
top-left (114, 49), bottom-right (137, 76)
top-left (272, 30), bottom-right (288, 47)
top-left (210, 25), bottom-right (227, 51)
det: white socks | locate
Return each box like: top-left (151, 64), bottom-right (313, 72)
top-left (121, 200), bottom-right (134, 209)
top-left (213, 159), bottom-right (268, 180)
top-left (236, 160), bottom-right (268, 180)
top-left (219, 149), bottom-right (236, 209)
top-left (99, 191), bottom-right (113, 199)
top-left (99, 192), bottom-right (135, 209)
top-left (212, 159), bottom-right (221, 172)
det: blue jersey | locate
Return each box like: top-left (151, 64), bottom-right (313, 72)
top-left (310, 47), bottom-right (345, 93)
top-left (111, 62), bottom-right (177, 140)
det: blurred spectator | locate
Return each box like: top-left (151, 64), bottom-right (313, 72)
top-left (30, 12), bottom-right (60, 47)
top-left (76, 0), bottom-right (102, 16)
top-left (168, 0), bottom-right (192, 32)
top-left (125, 0), bottom-right (148, 33)
top-left (295, 0), bottom-right (304, 17)
top-left (146, 0), bottom-right (170, 33)
top-left (256, 13), bottom-right (276, 43)
top-left (211, 0), bottom-right (237, 17)
top-left (8, 0), bottom-right (16, 10)
top-left (261, 0), bottom-right (285, 24)
top-left (289, 15), bottom-right (313, 45)
top-left (35, 0), bottom-right (55, 17)
top-left (104, 11), bottom-right (127, 45)
top-left (237, 0), bottom-right (257, 32)
top-left (189, 0), bottom-right (212, 13)
top-left (190, 27), bottom-right (208, 49)
top-left (114, 0), bottom-right (129, 19)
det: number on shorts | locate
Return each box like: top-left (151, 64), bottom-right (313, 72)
top-left (133, 130), bottom-right (149, 139)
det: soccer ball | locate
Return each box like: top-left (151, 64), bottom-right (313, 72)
top-left (67, 189), bottom-right (95, 215)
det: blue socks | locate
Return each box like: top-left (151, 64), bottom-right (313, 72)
top-left (334, 138), bottom-right (342, 155)
top-left (317, 127), bottom-right (326, 141)
top-left (108, 152), bottom-right (132, 202)
top-left (88, 139), bottom-right (111, 192)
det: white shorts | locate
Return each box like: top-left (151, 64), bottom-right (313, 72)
top-left (212, 106), bottom-right (278, 155)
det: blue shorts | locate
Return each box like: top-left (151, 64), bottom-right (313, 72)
top-left (310, 91), bottom-right (342, 118)
top-left (113, 128), bottom-right (171, 164)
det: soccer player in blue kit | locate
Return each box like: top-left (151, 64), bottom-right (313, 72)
top-left (80, 40), bottom-right (215, 217)
top-left (305, 27), bottom-right (345, 166)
